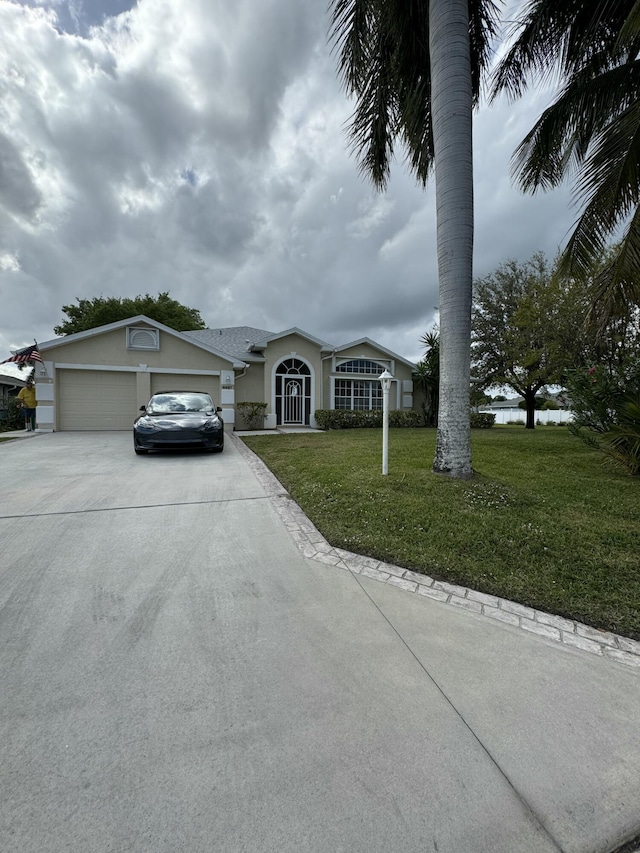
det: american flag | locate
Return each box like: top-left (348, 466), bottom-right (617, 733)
top-left (1, 343), bottom-right (43, 366)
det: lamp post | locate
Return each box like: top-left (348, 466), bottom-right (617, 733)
top-left (379, 369), bottom-right (393, 475)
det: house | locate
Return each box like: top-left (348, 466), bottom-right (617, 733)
top-left (33, 316), bottom-right (417, 431)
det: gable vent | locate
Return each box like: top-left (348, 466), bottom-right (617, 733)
top-left (127, 327), bottom-right (159, 351)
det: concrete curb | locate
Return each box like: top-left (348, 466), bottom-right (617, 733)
top-left (233, 433), bottom-right (640, 672)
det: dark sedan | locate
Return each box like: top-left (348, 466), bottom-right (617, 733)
top-left (133, 391), bottom-right (224, 455)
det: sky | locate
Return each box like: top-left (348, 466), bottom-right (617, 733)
top-left (0, 0), bottom-right (577, 365)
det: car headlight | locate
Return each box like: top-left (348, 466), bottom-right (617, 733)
top-left (135, 418), bottom-right (155, 433)
top-left (202, 417), bottom-right (222, 431)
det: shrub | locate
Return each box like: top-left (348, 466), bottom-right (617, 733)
top-left (470, 412), bottom-right (495, 429)
top-left (565, 364), bottom-right (640, 474)
top-left (314, 409), bottom-right (422, 430)
top-left (506, 419), bottom-right (526, 425)
top-left (605, 396), bottom-right (640, 475)
top-left (389, 410), bottom-right (423, 428)
top-left (236, 401), bottom-right (267, 430)
top-left (0, 397), bottom-right (24, 431)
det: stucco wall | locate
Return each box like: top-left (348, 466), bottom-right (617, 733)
top-left (43, 324), bottom-right (233, 372)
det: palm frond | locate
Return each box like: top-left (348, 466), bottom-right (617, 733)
top-left (577, 213), bottom-right (640, 331)
top-left (329, 0), bottom-right (500, 188)
top-left (492, 0), bottom-right (636, 101)
top-left (556, 100), bottom-right (640, 282)
top-left (617, 0), bottom-right (640, 46)
top-left (512, 60), bottom-right (640, 192)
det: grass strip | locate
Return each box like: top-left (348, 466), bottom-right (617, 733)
top-left (243, 427), bottom-right (640, 640)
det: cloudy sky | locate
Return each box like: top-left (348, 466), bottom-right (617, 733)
top-left (0, 0), bottom-right (576, 364)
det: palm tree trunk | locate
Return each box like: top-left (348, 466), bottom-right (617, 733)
top-left (430, 0), bottom-right (474, 479)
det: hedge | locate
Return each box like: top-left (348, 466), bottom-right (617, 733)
top-left (470, 412), bottom-right (496, 429)
top-left (314, 409), bottom-right (423, 430)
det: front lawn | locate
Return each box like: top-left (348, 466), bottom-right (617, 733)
top-left (243, 427), bottom-right (640, 640)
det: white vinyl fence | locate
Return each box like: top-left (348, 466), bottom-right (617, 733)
top-left (478, 407), bottom-right (574, 425)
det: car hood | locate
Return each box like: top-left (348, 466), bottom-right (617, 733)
top-left (136, 413), bottom-right (217, 428)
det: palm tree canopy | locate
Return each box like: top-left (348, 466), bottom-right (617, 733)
top-left (329, 0), bottom-right (500, 189)
top-left (492, 0), bottom-right (640, 323)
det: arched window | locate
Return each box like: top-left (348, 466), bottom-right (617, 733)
top-left (335, 359), bottom-right (385, 375)
top-left (276, 358), bottom-right (311, 376)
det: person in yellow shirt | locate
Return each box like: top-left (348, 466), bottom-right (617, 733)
top-left (17, 377), bottom-right (37, 431)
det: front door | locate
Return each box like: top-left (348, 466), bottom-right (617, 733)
top-left (275, 358), bottom-right (311, 425)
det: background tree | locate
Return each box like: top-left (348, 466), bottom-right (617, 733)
top-left (54, 292), bottom-right (206, 335)
top-left (492, 0), bottom-right (640, 326)
top-left (469, 386), bottom-right (491, 410)
top-left (330, 0), bottom-right (500, 479)
top-left (413, 331), bottom-right (440, 426)
top-left (471, 253), bottom-right (591, 429)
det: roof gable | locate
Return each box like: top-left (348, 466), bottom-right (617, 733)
top-left (250, 327), bottom-right (334, 352)
top-left (334, 337), bottom-right (416, 369)
top-left (38, 316), bottom-right (244, 367)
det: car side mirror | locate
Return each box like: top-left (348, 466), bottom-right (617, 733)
top-left (140, 405), bottom-right (146, 411)
top-left (216, 406), bottom-right (222, 413)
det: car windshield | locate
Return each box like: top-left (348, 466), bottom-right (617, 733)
top-left (146, 393), bottom-right (214, 414)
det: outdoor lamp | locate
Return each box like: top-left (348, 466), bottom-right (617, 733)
top-left (378, 369), bottom-right (393, 475)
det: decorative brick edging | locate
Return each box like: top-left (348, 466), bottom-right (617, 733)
top-left (233, 434), bottom-right (640, 671)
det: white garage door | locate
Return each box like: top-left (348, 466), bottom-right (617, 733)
top-left (58, 370), bottom-right (137, 431)
top-left (150, 373), bottom-right (220, 404)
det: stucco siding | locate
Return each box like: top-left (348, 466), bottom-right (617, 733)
top-left (235, 366), bottom-right (265, 404)
top-left (43, 325), bottom-right (232, 371)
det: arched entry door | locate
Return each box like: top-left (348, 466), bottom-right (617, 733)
top-left (275, 358), bottom-right (311, 425)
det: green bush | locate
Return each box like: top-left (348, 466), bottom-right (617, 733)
top-left (605, 396), bottom-right (640, 475)
top-left (470, 412), bottom-right (495, 429)
top-left (314, 409), bottom-right (423, 430)
top-left (389, 410), bottom-right (423, 428)
top-left (0, 397), bottom-right (25, 431)
top-left (236, 401), bottom-right (267, 430)
top-left (565, 365), bottom-right (640, 474)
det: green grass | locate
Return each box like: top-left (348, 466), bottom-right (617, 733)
top-left (243, 427), bottom-right (640, 640)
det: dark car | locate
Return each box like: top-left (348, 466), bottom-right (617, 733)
top-left (133, 391), bottom-right (224, 455)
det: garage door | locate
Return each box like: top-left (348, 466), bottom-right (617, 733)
top-left (58, 370), bottom-right (137, 431)
top-left (150, 373), bottom-right (220, 404)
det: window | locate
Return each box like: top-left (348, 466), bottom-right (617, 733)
top-left (335, 379), bottom-right (383, 411)
top-left (335, 358), bottom-right (385, 375)
top-left (276, 358), bottom-right (310, 376)
top-left (127, 327), bottom-right (159, 351)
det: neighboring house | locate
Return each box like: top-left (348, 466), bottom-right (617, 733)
top-left (480, 397), bottom-right (525, 411)
top-left (478, 394), bottom-right (574, 425)
top-left (33, 316), bottom-right (417, 431)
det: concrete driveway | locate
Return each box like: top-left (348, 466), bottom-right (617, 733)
top-left (1, 432), bottom-right (639, 853)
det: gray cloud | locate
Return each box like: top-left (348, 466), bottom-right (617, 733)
top-left (0, 132), bottom-right (43, 220)
top-left (1, 0), bottom-right (580, 366)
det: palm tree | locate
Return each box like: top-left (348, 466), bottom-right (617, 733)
top-left (329, 0), bottom-right (499, 479)
top-left (414, 331), bottom-right (440, 425)
top-left (492, 0), bottom-right (640, 329)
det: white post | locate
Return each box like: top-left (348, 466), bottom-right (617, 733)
top-left (379, 370), bottom-right (393, 475)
